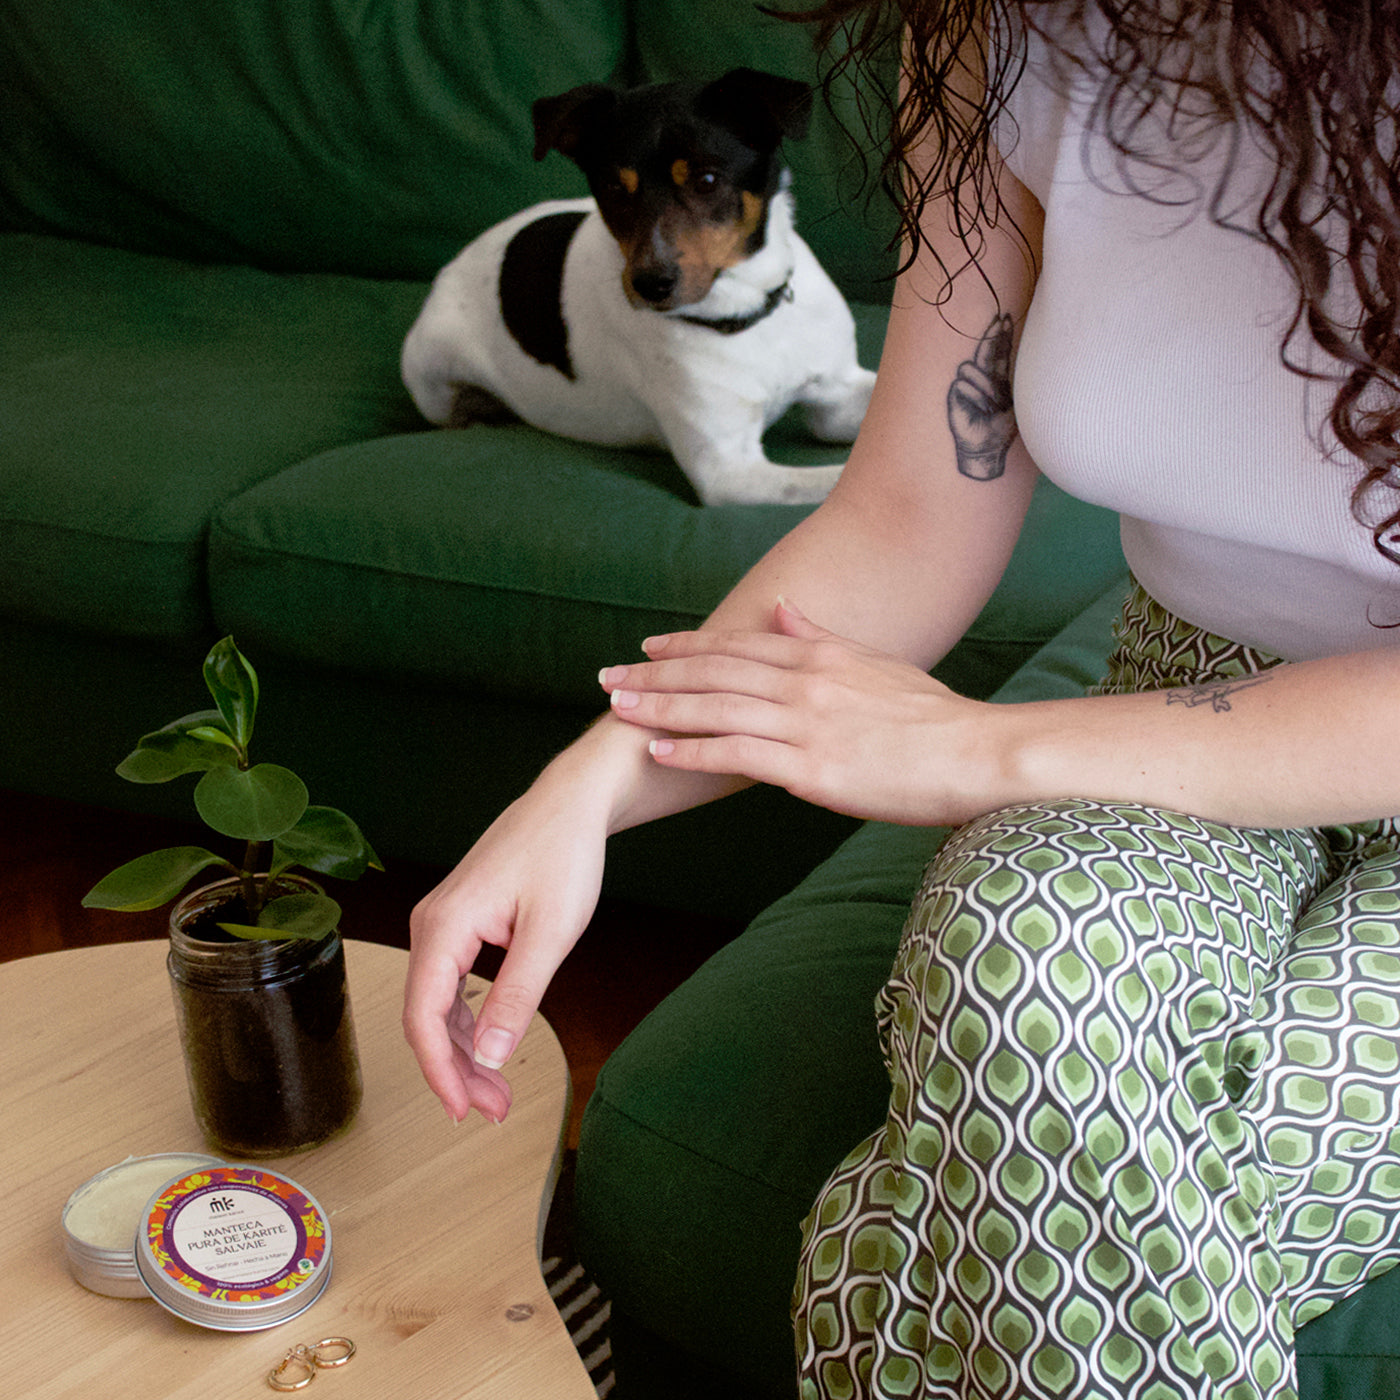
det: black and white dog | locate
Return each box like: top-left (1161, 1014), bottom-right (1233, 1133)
top-left (401, 68), bottom-right (876, 506)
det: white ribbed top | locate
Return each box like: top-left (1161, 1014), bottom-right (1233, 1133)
top-left (997, 28), bottom-right (1400, 659)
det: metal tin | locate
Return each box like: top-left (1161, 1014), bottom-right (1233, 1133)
top-left (134, 1163), bottom-right (333, 1330)
top-left (62, 1152), bottom-right (224, 1298)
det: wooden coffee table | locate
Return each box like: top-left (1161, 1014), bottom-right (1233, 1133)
top-left (0, 939), bottom-right (597, 1399)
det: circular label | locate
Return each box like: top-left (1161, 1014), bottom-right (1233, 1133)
top-left (144, 1167), bottom-right (327, 1303)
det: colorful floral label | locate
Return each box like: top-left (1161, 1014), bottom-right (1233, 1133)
top-left (143, 1166), bottom-right (328, 1303)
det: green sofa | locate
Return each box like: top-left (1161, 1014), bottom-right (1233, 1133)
top-left (6, 0), bottom-right (1387, 1396)
top-left (2, 0), bottom-right (1123, 921)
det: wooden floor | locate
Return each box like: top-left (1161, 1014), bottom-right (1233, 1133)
top-left (0, 786), bottom-right (742, 1146)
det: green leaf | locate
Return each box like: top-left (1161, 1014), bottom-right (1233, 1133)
top-left (194, 763), bottom-right (308, 841)
top-left (273, 806), bottom-right (384, 881)
top-left (221, 892), bottom-right (341, 941)
top-left (187, 726), bottom-right (239, 749)
top-left (116, 711), bottom-right (241, 784)
top-left (82, 847), bottom-right (232, 911)
top-left (203, 637), bottom-right (259, 751)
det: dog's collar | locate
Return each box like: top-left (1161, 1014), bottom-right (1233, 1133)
top-left (673, 278), bottom-right (793, 335)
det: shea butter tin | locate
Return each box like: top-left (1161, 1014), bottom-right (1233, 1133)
top-left (134, 1163), bottom-right (334, 1330)
top-left (63, 1152), bottom-right (223, 1298)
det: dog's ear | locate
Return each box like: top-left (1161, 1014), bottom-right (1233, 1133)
top-left (532, 85), bottom-right (618, 164)
top-left (697, 68), bottom-right (812, 151)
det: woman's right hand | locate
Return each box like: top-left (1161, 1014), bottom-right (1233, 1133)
top-left (403, 699), bottom-right (751, 1124)
top-left (402, 747), bottom-right (612, 1125)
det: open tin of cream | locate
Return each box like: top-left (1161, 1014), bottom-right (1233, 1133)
top-left (63, 1153), bottom-right (223, 1298)
top-left (63, 1156), bottom-right (333, 1329)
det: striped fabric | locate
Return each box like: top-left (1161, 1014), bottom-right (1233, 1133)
top-left (545, 1249), bottom-right (614, 1396)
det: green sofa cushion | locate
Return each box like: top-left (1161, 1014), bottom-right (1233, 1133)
top-left (0, 0), bottom-right (626, 280)
top-left (208, 423), bottom-right (1125, 717)
top-left (205, 281), bottom-right (1126, 711)
top-left (3, 0), bottom-right (895, 296)
top-left (1295, 1264), bottom-right (1400, 1399)
top-left (210, 428), bottom-right (813, 702)
top-left (0, 234), bottom-right (423, 643)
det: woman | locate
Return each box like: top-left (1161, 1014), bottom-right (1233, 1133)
top-left (404, 2), bottom-right (1400, 1395)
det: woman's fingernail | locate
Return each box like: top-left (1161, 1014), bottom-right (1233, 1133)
top-left (475, 1027), bottom-right (515, 1069)
top-left (610, 689), bottom-right (639, 710)
top-left (598, 666), bottom-right (625, 688)
top-left (641, 634), bottom-right (669, 654)
top-left (649, 739), bottom-right (675, 759)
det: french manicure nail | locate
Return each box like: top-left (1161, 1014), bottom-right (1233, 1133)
top-left (475, 1027), bottom-right (515, 1070)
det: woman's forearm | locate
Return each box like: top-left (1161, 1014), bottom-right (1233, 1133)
top-left (596, 435), bottom-right (1040, 836)
top-left (572, 708), bottom-right (752, 837)
top-left (984, 647), bottom-right (1400, 829)
top-left (610, 609), bottom-right (1400, 833)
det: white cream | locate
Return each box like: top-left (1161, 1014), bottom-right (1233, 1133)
top-left (65, 1155), bottom-right (214, 1249)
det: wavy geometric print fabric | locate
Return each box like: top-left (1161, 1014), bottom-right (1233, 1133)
top-left (795, 587), bottom-right (1400, 1400)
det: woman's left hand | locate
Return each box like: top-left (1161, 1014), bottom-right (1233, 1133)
top-left (598, 598), bottom-right (992, 826)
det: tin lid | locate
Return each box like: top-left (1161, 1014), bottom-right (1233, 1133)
top-left (134, 1164), bottom-right (333, 1330)
top-left (62, 1153), bottom-right (225, 1298)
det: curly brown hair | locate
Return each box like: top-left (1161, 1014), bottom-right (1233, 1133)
top-left (779, 0), bottom-right (1400, 568)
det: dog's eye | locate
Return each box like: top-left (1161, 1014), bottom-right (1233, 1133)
top-left (671, 159), bottom-right (719, 193)
top-left (605, 168), bottom-right (640, 197)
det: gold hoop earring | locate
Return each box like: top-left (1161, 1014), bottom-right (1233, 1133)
top-left (266, 1337), bottom-right (356, 1390)
top-left (311, 1338), bottom-right (356, 1368)
top-left (267, 1348), bottom-right (317, 1392)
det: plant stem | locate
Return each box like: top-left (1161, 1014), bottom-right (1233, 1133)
top-left (240, 840), bottom-right (264, 917)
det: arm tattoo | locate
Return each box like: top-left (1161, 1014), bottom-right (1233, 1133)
top-left (947, 312), bottom-right (1018, 480)
top-left (1164, 675), bottom-right (1271, 712)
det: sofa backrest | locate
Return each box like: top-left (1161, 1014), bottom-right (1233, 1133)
top-left (1, 0), bottom-right (626, 281)
top-left (1, 0), bottom-right (896, 295)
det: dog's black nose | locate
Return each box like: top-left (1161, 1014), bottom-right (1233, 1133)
top-left (630, 267), bottom-right (679, 305)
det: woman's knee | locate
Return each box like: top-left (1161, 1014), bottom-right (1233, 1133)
top-left (882, 800), bottom-right (1323, 1073)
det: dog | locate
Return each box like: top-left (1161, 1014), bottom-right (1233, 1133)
top-left (401, 68), bottom-right (876, 506)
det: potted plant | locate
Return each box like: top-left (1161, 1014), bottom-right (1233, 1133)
top-left (83, 636), bottom-right (381, 1156)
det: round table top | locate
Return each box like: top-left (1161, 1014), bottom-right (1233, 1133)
top-left (0, 938), bottom-right (593, 1399)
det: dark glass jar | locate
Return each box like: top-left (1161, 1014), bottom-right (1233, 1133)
top-left (167, 876), bottom-right (362, 1157)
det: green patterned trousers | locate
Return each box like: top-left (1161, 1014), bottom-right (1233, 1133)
top-left (794, 586), bottom-right (1400, 1400)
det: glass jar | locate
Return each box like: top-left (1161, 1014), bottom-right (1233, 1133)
top-left (167, 876), bottom-right (362, 1157)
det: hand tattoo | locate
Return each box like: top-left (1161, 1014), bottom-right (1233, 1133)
top-left (948, 312), bottom-right (1018, 480)
top-left (1164, 676), bottom-right (1271, 712)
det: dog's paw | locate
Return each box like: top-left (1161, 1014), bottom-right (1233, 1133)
top-left (773, 462), bottom-right (844, 504)
top-left (694, 460), bottom-right (843, 507)
top-left (802, 369), bottom-right (877, 444)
